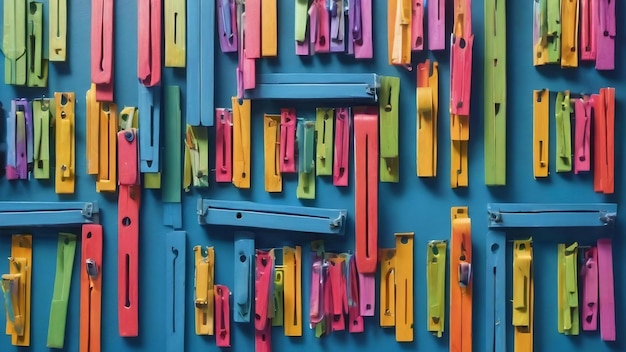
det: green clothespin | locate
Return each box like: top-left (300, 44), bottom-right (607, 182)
top-left (295, 0), bottom-right (309, 42)
top-left (426, 240), bottom-right (447, 337)
top-left (33, 98), bottom-right (53, 179)
top-left (49, 0), bottom-right (67, 61)
top-left (272, 267), bottom-right (284, 326)
top-left (558, 242), bottom-right (579, 335)
top-left (555, 91), bottom-right (572, 172)
top-left (379, 76), bottom-right (400, 182)
top-left (484, 0), bottom-right (506, 186)
top-left (4, 0), bottom-right (28, 85)
top-left (296, 119), bottom-right (316, 199)
top-left (46, 233), bottom-right (77, 348)
top-left (27, 1), bottom-right (48, 87)
top-left (546, 0), bottom-right (561, 63)
top-left (315, 108), bottom-right (334, 176)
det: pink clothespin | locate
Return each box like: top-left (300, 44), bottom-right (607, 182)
top-left (309, 259), bottom-right (326, 327)
top-left (214, 285), bottom-right (231, 347)
top-left (412, 0), bottom-right (424, 51)
top-left (581, 247), bottom-right (598, 331)
top-left (597, 238), bottom-right (615, 341)
top-left (244, 0), bottom-right (261, 59)
top-left (255, 250), bottom-right (273, 352)
top-left (328, 259), bottom-right (347, 331)
top-left (215, 108), bottom-right (233, 182)
top-left (280, 108), bottom-right (297, 173)
top-left (595, 0), bottom-right (615, 70)
top-left (352, 0), bottom-right (372, 59)
top-left (574, 97), bottom-right (591, 174)
top-left (348, 255), bottom-right (364, 333)
top-left (450, 0), bottom-right (474, 116)
top-left (580, 0), bottom-right (596, 61)
top-left (333, 108), bottom-right (350, 186)
top-left (358, 271), bottom-right (375, 316)
top-left (310, 0), bottom-right (330, 53)
top-left (428, 0), bottom-right (445, 50)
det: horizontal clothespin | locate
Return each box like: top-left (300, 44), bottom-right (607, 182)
top-left (218, 0), bottom-right (238, 52)
top-left (280, 108), bottom-right (297, 173)
top-left (595, 0), bottom-right (615, 70)
top-left (263, 114), bottom-right (282, 192)
top-left (297, 119), bottom-right (316, 199)
top-left (416, 60), bottom-right (438, 177)
top-left (187, 0), bottom-right (215, 125)
top-left (555, 91), bottom-right (572, 173)
top-left (533, 89), bottom-right (549, 178)
top-left (46, 233), bottom-right (77, 348)
top-left (0, 201), bottom-right (99, 227)
top-left (2, 235), bottom-right (32, 346)
top-left (90, 0), bottom-right (114, 101)
top-left (574, 96), bottom-right (592, 174)
top-left (333, 108), bottom-right (350, 186)
top-left (79, 225), bottom-right (102, 352)
top-left (138, 0), bottom-right (162, 86)
top-left (164, 0), bottom-right (186, 67)
top-left (49, 0), bottom-right (67, 62)
top-left (215, 285), bottom-right (231, 347)
top-left (215, 108), bottom-right (233, 182)
top-left (232, 97), bottom-right (251, 189)
top-left (194, 246), bottom-right (215, 335)
top-left (487, 203), bottom-right (617, 228)
top-left (32, 98), bottom-right (53, 179)
top-left (4, 0), bottom-right (27, 85)
top-left (6, 99), bottom-right (32, 180)
top-left (592, 88), bottom-right (614, 194)
top-left (428, 0), bottom-right (445, 50)
top-left (55, 92), bottom-right (76, 194)
top-left (316, 108), bottom-right (334, 176)
top-left (379, 77), bottom-right (400, 182)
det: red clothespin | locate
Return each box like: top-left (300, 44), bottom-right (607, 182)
top-left (215, 108), bottom-right (233, 182)
top-left (580, 0), bottom-right (597, 61)
top-left (280, 108), bottom-right (297, 173)
top-left (333, 108), bottom-right (350, 186)
top-left (574, 97), bottom-right (592, 174)
top-left (137, 0), bottom-right (161, 86)
top-left (592, 88), bottom-right (614, 194)
top-left (348, 256), bottom-right (364, 332)
top-left (450, 0), bottom-right (474, 117)
top-left (91, 0), bottom-right (114, 101)
top-left (214, 285), bottom-right (231, 347)
top-left (328, 257), bottom-right (347, 331)
top-left (255, 250), bottom-right (273, 352)
top-left (581, 247), bottom-right (598, 331)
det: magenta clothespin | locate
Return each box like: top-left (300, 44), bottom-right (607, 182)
top-left (358, 271), bottom-right (375, 316)
top-left (280, 108), bottom-right (297, 173)
top-left (217, 0), bottom-right (238, 52)
top-left (581, 247), bottom-right (598, 331)
top-left (310, 0), bottom-right (330, 53)
top-left (580, 0), bottom-right (597, 61)
top-left (348, 255), bottom-right (363, 333)
top-left (597, 238), bottom-right (616, 341)
top-left (329, 0), bottom-right (345, 52)
top-left (352, 0), bottom-right (372, 59)
top-left (595, 0), bottom-right (615, 70)
top-left (428, 0), bottom-right (445, 50)
top-left (215, 108), bottom-right (233, 182)
top-left (309, 259), bottom-right (325, 327)
top-left (574, 97), bottom-right (592, 174)
top-left (333, 108), bottom-right (350, 186)
top-left (412, 0), bottom-right (424, 51)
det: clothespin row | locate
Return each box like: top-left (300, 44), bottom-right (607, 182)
top-left (91, 0), bottom-right (114, 101)
top-left (512, 238), bottom-right (533, 351)
top-left (86, 85), bottom-right (118, 192)
top-left (295, 0), bottom-right (372, 58)
top-left (532, 88), bottom-right (615, 194)
top-left (450, 207), bottom-right (472, 352)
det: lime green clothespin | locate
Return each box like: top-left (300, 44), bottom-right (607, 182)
top-left (4, 0), bottom-right (28, 85)
top-left (297, 119), bottom-right (316, 199)
top-left (46, 233), bottom-right (77, 348)
top-left (315, 108), bottom-right (334, 176)
top-left (427, 240), bottom-right (447, 337)
top-left (546, 0), bottom-right (561, 63)
top-left (272, 267), bottom-right (284, 326)
top-left (558, 242), bottom-right (579, 335)
top-left (555, 91), bottom-right (572, 173)
top-left (33, 98), bottom-right (53, 179)
top-left (184, 125), bottom-right (209, 190)
top-left (49, 0), bottom-right (67, 61)
top-left (379, 76), bottom-right (400, 182)
top-left (27, 1), bottom-right (47, 87)
top-left (295, 0), bottom-right (309, 42)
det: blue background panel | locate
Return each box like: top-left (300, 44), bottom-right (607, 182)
top-left (0, 0), bottom-right (624, 352)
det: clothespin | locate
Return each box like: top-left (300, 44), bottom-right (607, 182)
top-left (309, 257), bottom-right (327, 335)
top-left (450, 207), bottom-right (472, 352)
top-left (164, 0), bottom-right (186, 67)
top-left (254, 250), bottom-right (273, 352)
top-left (395, 233), bottom-right (414, 342)
top-left (163, 86), bottom-right (183, 229)
top-left (379, 249), bottom-right (396, 327)
top-left (49, 0), bottom-right (67, 62)
top-left (297, 119), bottom-right (316, 199)
top-left (215, 108), bottom-right (233, 182)
top-left (592, 88), bottom-right (614, 194)
top-left (283, 246), bottom-right (302, 336)
top-left (6, 99), bottom-right (32, 180)
top-left (351, 0), bottom-right (373, 59)
top-left (315, 108), bottom-right (334, 176)
top-left (79, 225), bottom-right (102, 352)
top-left (295, 0), bottom-right (311, 55)
top-left (546, 0), bottom-right (561, 64)
top-left (533, 89), bottom-right (549, 178)
top-left (560, 0), bottom-right (579, 67)
top-left (263, 114), bottom-right (282, 192)
top-left (346, 254), bottom-right (363, 333)
top-left (214, 285), bottom-right (231, 347)
top-left (55, 92), bottom-right (76, 194)
top-left (138, 84), bottom-right (162, 176)
top-left (280, 108), bottom-right (297, 173)
top-left (427, 240), bottom-right (446, 337)
top-left (46, 233), bottom-right (76, 348)
top-left (187, 0), bottom-right (215, 125)
top-left (580, 247), bottom-right (598, 331)
top-left (411, 0), bottom-right (423, 51)
top-left (327, 256), bottom-right (347, 331)
top-left (1, 235), bottom-right (32, 346)
top-left (580, 0), bottom-right (597, 61)
top-left (533, 0), bottom-right (548, 65)
top-left (557, 242), bottom-right (579, 335)
top-left (86, 87), bottom-right (118, 192)
top-left (512, 239), bottom-right (533, 351)
top-left (244, 0), bottom-right (262, 59)
top-left (218, 0), bottom-right (239, 52)
top-left (119, 106), bottom-right (138, 131)
top-left (32, 98), bottom-right (53, 179)
top-left (333, 108), bottom-right (350, 186)
top-left (261, 0), bottom-right (277, 56)
top-left (379, 77), bottom-right (400, 182)
top-left (329, 0), bottom-right (346, 52)
top-left (416, 60), bottom-right (438, 177)
top-left (86, 86), bottom-right (100, 176)
top-left (596, 238), bottom-right (615, 341)
top-left (555, 91), bottom-right (572, 173)
top-left (232, 97), bottom-right (251, 188)
top-left (194, 246), bottom-right (215, 335)
top-left (428, 0), bottom-right (445, 50)
top-left (3, 0), bottom-right (27, 85)
top-left (574, 96), bottom-right (592, 174)
top-left (27, 1), bottom-right (48, 87)
top-left (387, 0), bottom-right (411, 67)
top-left (117, 128), bottom-right (140, 337)
top-left (166, 232), bottom-right (186, 350)
top-left (237, 0), bottom-right (257, 97)
top-left (595, 0), bottom-right (615, 70)
top-left (233, 232), bottom-right (254, 322)
top-left (90, 0), bottom-right (114, 101)
top-left (310, 0), bottom-right (330, 53)
top-left (184, 125), bottom-right (209, 190)
top-left (138, 0), bottom-right (162, 86)
top-left (272, 267), bottom-right (284, 326)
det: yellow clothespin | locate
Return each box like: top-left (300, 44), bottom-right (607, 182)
top-left (49, 0), bottom-right (67, 61)
top-left (558, 242), bottom-right (579, 335)
top-left (451, 140), bottom-right (468, 188)
top-left (379, 248), bottom-right (396, 327)
top-left (194, 246), bottom-right (215, 335)
top-left (183, 125), bottom-right (209, 191)
top-left (232, 97), bottom-right (251, 189)
top-left (427, 240), bottom-right (446, 337)
top-left (272, 266), bottom-right (284, 326)
top-left (388, 0), bottom-right (411, 67)
top-left (560, 0), bottom-right (579, 67)
top-left (395, 232), bottom-right (414, 342)
top-left (96, 101), bottom-right (118, 192)
top-left (1, 235), bottom-right (32, 346)
top-left (512, 239), bottom-right (533, 352)
top-left (55, 92), bottom-right (75, 194)
top-left (533, 89), bottom-right (549, 178)
top-left (32, 98), bottom-right (53, 179)
top-left (416, 60), bottom-right (438, 177)
top-left (315, 108), bottom-right (334, 176)
top-left (86, 85), bottom-right (100, 175)
top-left (283, 246), bottom-right (302, 336)
top-left (379, 77), bottom-right (400, 182)
top-left (164, 0), bottom-right (186, 67)
top-left (263, 114), bottom-right (282, 192)
top-left (261, 0), bottom-right (277, 57)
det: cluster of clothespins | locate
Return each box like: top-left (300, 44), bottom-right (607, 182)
top-left (533, 0), bottom-right (615, 69)
top-left (532, 88), bottom-right (615, 194)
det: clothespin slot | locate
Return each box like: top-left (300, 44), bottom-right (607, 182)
top-left (416, 60), bottom-right (438, 177)
top-left (279, 108), bottom-right (297, 173)
top-left (90, 0), bottom-right (114, 101)
top-left (164, 0), bottom-right (186, 67)
top-left (187, 0), bottom-right (215, 125)
top-left (533, 89), bottom-right (549, 178)
top-left (593, 88), bottom-right (614, 194)
top-left (533, 0), bottom-right (548, 66)
top-left (560, 0), bottom-right (579, 67)
top-left (333, 108), bottom-right (350, 186)
top-left (3, 0), bottom-right (27, 85)
top-left (283, 246), bottom-right (302, 336)
top-left (27, 1), bottom-right (47, 87)
top-left (387, 0), bottom-right (411, 66)
top-left (557, 242), bottom-right (579, 335)
top-left (215, 108), bottom-right (233, 182)
top-left (139, 84), bottom-right (162, 174)
top-left (428, 0), bottom-right (445, 50)
top-left (597, 238), bottom-right (615, 341)
top-left (379, 77), bottom-right (400, 182)
top-left (80, 225), bottom-right (102, 352)
top-left (555, 91), bottom-right (572, 172)
top-left (55, 92), bottom-right (76, 194)
top-left (315, 108), bottom-right (334, 176)
top-left (272, 267), bottom-right (284, 326)
top-left (166, 232), bottom-right (186, 350)
top-left (580, 247), bottom-right (598, 331)
top-left (580, 0), bottom-right (596, 61)
top-left (218, 0), bottom-right (238, 52)
top-left (411, 0), bottom-right (423, 51)
top-left (427, 240), bottom-right (446, 337)
top-left (194, 246), bottom-right (215, 335)
top-left (32, 98), bottom-right (53, 180)
top-left (138, 0), bottom-right (162, 86)
top-left (232, 97), bottom-right (251, 189)
top-left (163, 86), bottom-right (183, 229)
top-left (297, 119), bottom-right (316, 199)
top-left (261, 0), bottom-right (278, 56)
top-left (595, 0), bottom-right (615, 70)
top-left (46, 233), bottom-right (77, 348)
top-left (450, 207), bottom-right (472, 352)
top-left (512, 239), bottom-right (533, 351)
top-left (6, 99), bottom-right (32, 180)
top-left (380, 249), bottom-right (396, 327)
top-left (184, 125), bottom-right (209, 190)
top-left (574, 97), bottom-right (591, 174)
top-left (49, 0), bottom-right (67, 62)
top-left (234, 232), bottom-right (254, 322)
top-left (2, 235), bottom-right (32, 346)
top-left (263, 114), bottom-right (282, 192)
top-left (214, 285), bottom-right (231, 347)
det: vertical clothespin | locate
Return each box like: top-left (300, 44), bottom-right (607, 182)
top-left (49, 0), bottom-right (67, 62)
top-left (546, 0), bottom-right (561, 63)
top-left (555, 91), bottom-right (572, 173)
top-left (333, 108), bottom-right (350, 186)
top-left (596, 238), bottom-right (615, 341)
top-left (187, 0), bottom-right (215, 125)
top-left (557, 242), bottom-right (579, 335)
top-left (379, 249), bottom-right (396, 327)
top-left (427, 240), bottom-right (446, 337)
top-left (533, 89), bottom-right (549, 178)
top-left (3, 0), bottom-right (27, 85)
top-left (194, 246), bottom-right (215, 335)
top-left (218, 0), bottom-right (238, 52)
top-left (27, 1), bottom-right (47, 88)
top-left (327, 256), bottom-right (347, 331)
top-left (215, 108), bottom-right (233, 182)
top-left (232, 97), bottom-right (251, 188)
top-left (581, 247), bottom-right (598, 331)
top-left (79, 225), bottom-right (102, 352)
top-left (329, 0), bottom-right (345, 52)
top-left (164, 0), bottom-right (186, 67)
top-left (295, 0), bottom-right (311, 55)
top-left (90, 0), bottom-right (114, 101)
top-left (450, 0), bottom-right (474, 118)
top-left (55, 92), bottom-right (75, 194)
top-left (387, 0), bottom-right (411, 67)
top-left (512, 239), bottom-right (533, 351)
top-left (261, 0), bottom-right (278, 56)
top-left (560, 0), bottom-right (579, 67)
top-left (138, 84), bottom-right (161, 175)
top-left (310, 0), bottom-right (330, 53)
top-left (244, 0), bottom-right (262, 59)
top-left (117, 128), bottom-right (140, 337)
top-left (309, 243), bottom-right (326, 335)
top-left (315, 108), bottom-right (334, 176)
top-left (592, 88), bottom-right (615, 194)
top-left (163, 86), bottom-right (183, 229)
top-left (574, 96), bottom-right (591, 174)
top-left (394, 232), bottom-right (414, 342)
top-left (236, 0), bottom-right (257, 97)
top-left (533, 0), bottom-right (548, 65)
top-left (2, 235), bottom-right (32, 346)
top-left (283, 246), bottom-right (302, 336)
top-left (6, 99), bottom-right (32, 180)
top-left (214, 285), bottom-right (231, 347)
top-left (595, 0), bottom-right (614, 70)
top-left (411, 0), bottom-right (423, 51)
top-left (346, 254), bottom-right (363, 332)
top-left (272, 266), bottom-right (284, 326)
top-left (46, 233), bottom-right (76, 348)
top-left (263, 114), bottom-right (282, 192)
top-left (184, 125), bottom-right (209, 190)
top-left (580, 0), bottom-right (597, 61)
top-left (86, 86), bottom-right (100, 176)
top-left (428, 0), bottom-right (445, 50)
top-left (352, 0), bottom-right (373, 58)
top-left (32, 98), bottom-right (53, 179)
top-left (280, 108), bottom-right (297, 174)
top-left (379, 77), bottom-right (400, 182)
top-left (234, 232), bottom-right (254, 322)
top-left (297, 119), bottom-right (316, 199)
top-left (96, 99), bottom-right (118, 192)
top-left (450, 207), bottom-right (472, 352)
top-left (166, 232), bottom-right (186, 351)
top-left (254, 250), bottom-right (273, 352)
top-left (416, 60), bottom-right (438, 178)
top-left (138, 0), bottom-right (162, 86)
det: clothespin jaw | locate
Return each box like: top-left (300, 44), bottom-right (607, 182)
top-left (263, 114), bottom-right (282, 192)
top-left (32, 98), bottom-right (53, 179)
top-left (379, 77), bottom-right (400, 182)
top-left (533, 0), bottom-right (548, 66)
top-left (46, 233), bottom-right (77, 349)
top-left (280, 108), bottom-right (297, 173)
top-left (215, 108), bottom-right (233, 182)
top-left (512, 239), bottom-right (533, 350)
top-left (379, 248), bottom-right (396, 327)
top-left (27, 1), bottom-right (48, 88)
top-left (394, 232), bottom-right (414, 342)
top-left (4, 0), bottom-right (27, 85)
top-left (333, 108), bottom-right (350, 186)
top-left (164, 0), bottom-right (186, 67)
top-left (593, 87), bottom-right (615, 194)
top-left (581, 247), bottom-right (598, 331)
top-left (315, 108), bottom-right (334, 176)
top-left (49, 0), bottom-right (67, 62)
top-left (555, 91), bottom-right (572, 172)
top-left (233, 232), bottom-right (254, 322)
top-left (232, 97), bottom-right (251, 189)
top-left (387, 0), bottom-right (411, 66)
top-left (218, 0), bottom-right (239, 52)
top-left (533, 89), bottom-right (549, 178)
top-left (560, 0), bottom-right (579, 67)
top-left (55, 92), bottom-right (76, 194)
top-left (450, 206), bottom-right (472, 352)
top-left (80, 225), bottom-right (102, 352)
top-left (194, 246), bottom-right (215, 335)
top-left (184, 125), bottom-right (210, 190)
top-left (283, 246), bottom-right (302, 336)
top-left (214, 285), bottom-right (231, 347)
top-left (2, 235), bottom-right (32, 346)
top-left (426, 240), bottom-right (446, 337)
top-left (296, 119), bottom-right (316, 199)
top-left (557, 242), bottom-right (579, 335)
top-left (416, 60), bottom-right (438, 177)
top-left (574, 97), bottom-right (591, 174)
